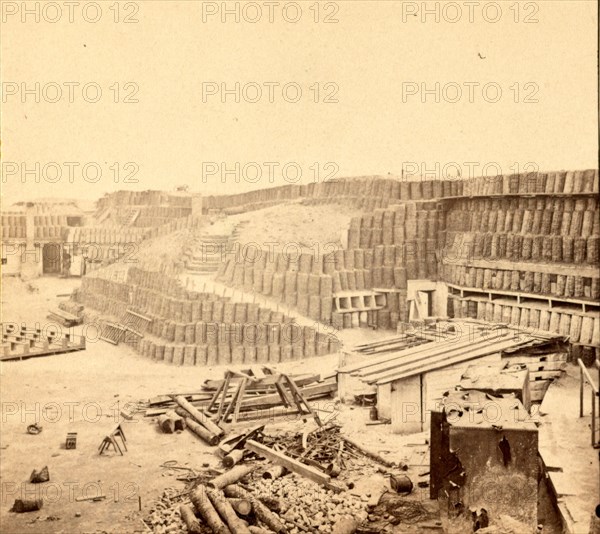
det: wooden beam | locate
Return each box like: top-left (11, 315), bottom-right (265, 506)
top-left (244, 439), bottom-right (331, 487)
top-left (233, 378), bottom-right (248, 424)
top-left (215, 372), bottom-right (232, 420)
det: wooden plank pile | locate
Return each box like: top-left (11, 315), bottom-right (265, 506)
top-left (146, 367), bottom-right (337, 425)
top-left (48, 301), bottom-right (84, 327)
top-left (205, 370), bottom-right (323, 425)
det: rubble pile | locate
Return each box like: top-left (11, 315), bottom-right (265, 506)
top-left (140, 414), bottom-right (435, 534)
top-left (145, 487), bottom-right (186, 533)
top-left (251, 475), bottom-right (367, 533)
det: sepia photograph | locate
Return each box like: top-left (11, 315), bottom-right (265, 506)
top-left (0, 1), bottom-right (599, 533)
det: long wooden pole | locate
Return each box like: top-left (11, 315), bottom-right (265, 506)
top-left (184, 416), bottom-right (220, 446)
top-left (342, 435), bottom-right (394, 467)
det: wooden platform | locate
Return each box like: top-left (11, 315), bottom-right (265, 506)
top-left (1, 325), bottom-right (86, 361)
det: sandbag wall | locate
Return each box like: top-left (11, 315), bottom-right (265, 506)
top-left (203, 178), bottom-right (460, 214)
top-left (334, 201), bottom-right (442, 329)
top-left (461, 169), bottom-right (599, 196)
top-left (442, 264), bottom-right (600, 301)
top-left (1, 214), bottom-right (27, 238)
top-left (216, 201), bottom-right (443, 330)
top-left (72, 276), bottom-right (131, 319)
top-left (216, 251), bottom-right (335, 324)
top-left (70, 226), bottom-right (150, 244)
top-left (32, 214), bottom-right (69, 240)
top-left (129, 267), bottom-right (339, 365)
top-left (447, 295), bottom-right (600, 354)
top-left (73, 267), bottom-right (340, 365)
top-left (444, 196), bottom-right (599, 265)
top-left (345, 202), bottom-right (440, 281)
top-left (129, 205), bottom-right (192, 227)
top-left (443, 170), bottom-right (600, 360)
top-left (96, 190), bottom-right (193, 209)
top-left (204, 184), bottom-right (303, 213)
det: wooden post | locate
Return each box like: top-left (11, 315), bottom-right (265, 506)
top-left (233, 379), bottom-right (248, 423)
top-left (342, 435), bottom-right (395, 468)
top-left (208, 379), bottom-right (225, 413)
top-left (216, 372), bottom-right (232, 421)
top-left (223, 449), bottom-right (245, 468)
top-left (221, 378), bottom-right (246, 424)
top-left (592, 388), bottom-right (596, 448)
top-left (580, 363), bottom-right (584, 418)
top-left (157, 414), bottom-right (175, 434)
top-left (262, 466), bottom-right (287, 480)
top-left (185, 417), bottom-right (220, 446)
top-left (227, 498), bottom-right (252, 516)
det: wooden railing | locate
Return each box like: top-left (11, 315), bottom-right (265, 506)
top-left (578, 358), bottom-right (600, 449)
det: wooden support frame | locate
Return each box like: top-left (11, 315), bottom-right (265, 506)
top-left (206, 370), bottom-right (324, 426)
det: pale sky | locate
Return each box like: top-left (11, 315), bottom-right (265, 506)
top-left (1, 0), bottom-right (598, 204)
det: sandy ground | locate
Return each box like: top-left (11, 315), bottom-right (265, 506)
top-left (1, 274), bottom-right (594, 534)
top-left (0, 275), bottom-right (391, 534)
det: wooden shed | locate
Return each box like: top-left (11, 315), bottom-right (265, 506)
top-left (338, 320), bottom-right (567, 434)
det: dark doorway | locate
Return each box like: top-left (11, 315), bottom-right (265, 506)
top-left (42, 243), bottom-right (61, 274)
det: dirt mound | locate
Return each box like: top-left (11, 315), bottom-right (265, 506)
top-left (228, 200), bottom-right (362, 253)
